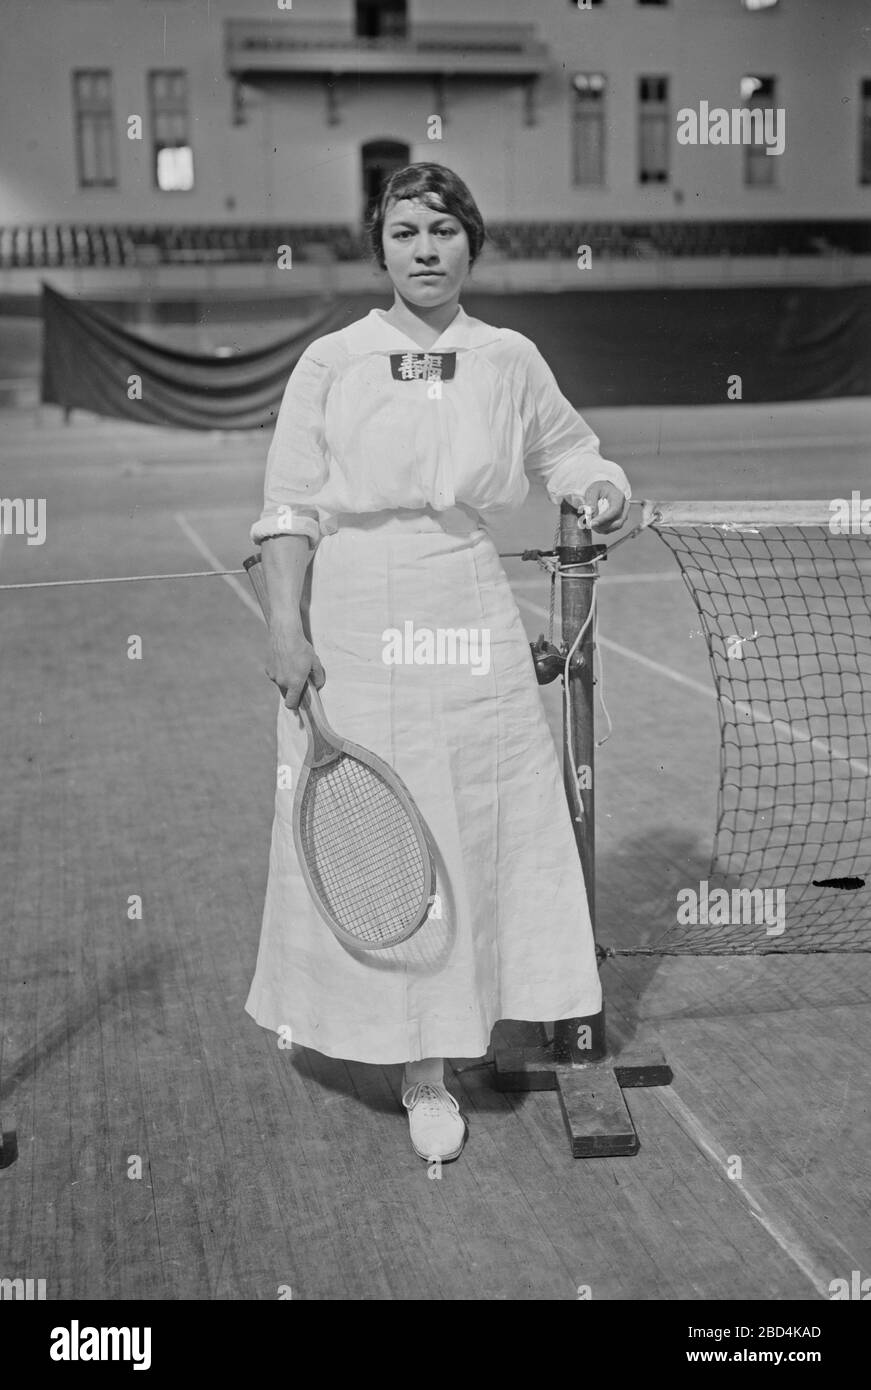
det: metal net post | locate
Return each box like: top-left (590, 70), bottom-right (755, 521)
top-left (552, 500), bottom-right (608, 1064)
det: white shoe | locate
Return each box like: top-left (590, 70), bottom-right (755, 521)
top-left (401, 1082), bottom-right (467, 1162)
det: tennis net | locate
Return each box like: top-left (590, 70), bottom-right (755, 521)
top-left (637, 500), bottom-right (871, 954)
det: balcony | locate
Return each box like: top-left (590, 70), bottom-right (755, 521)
top-left (225, 19), bottom-right (550, 124)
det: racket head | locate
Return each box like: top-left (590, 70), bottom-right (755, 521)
top-left (292, 737), bottom-right (437, 952)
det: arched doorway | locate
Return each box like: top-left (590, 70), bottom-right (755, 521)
top-left (361, 139), bottom-right (411, 220)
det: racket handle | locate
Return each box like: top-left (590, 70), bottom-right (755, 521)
top-left (300, 677), bottom-right (331, 728)
top-left (299, 678), bottom-right (341, 766)
top-left (299, 677), bottom-right (319, 718)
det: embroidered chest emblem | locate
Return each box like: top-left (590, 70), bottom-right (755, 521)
top-left (390, 351), bottom-right (457, 382)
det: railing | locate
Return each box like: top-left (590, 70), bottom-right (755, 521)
top-left (3, 222), bottom-right (869, 270)
top-left (226, 20), bottom-right (545, 57)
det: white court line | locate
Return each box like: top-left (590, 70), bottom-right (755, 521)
top-left (173, 512), bottom-right (265, 622)
top-left (654, 1084), bottom-right (850, 1297)
top-left (516, 594), bottom-right (871, 777)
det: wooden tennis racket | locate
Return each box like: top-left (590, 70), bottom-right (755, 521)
top-left (244, 554), bottom-right (437, 951)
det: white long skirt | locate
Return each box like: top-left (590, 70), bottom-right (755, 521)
top-left (244, 505), bottom-right (602, 1063)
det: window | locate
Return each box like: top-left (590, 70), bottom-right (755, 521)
top-left (356, 1), bottom-right (407, 39)
top-left (861, 80), bottom-right (871, 185)
top-left (73, 70), bottom-right (117, 188)
top-left (741, 74), bottom-right (776, 187)
top-left (148, 70), bottom-right (194, 191)
top-left (638, 76), bottom-right (669, 184)
top-left (572, 75), bottom-right (606, 186)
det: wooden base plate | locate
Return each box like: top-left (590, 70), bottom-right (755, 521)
top-left (557, 1068), bottom-right (639, 1157)
top-left (492, 1021), bottom-right (672, 1158)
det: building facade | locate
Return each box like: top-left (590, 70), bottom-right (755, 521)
top-left (1, 0), bottom-right (870, 231)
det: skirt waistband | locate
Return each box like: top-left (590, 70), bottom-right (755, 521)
top-left (326, 504), bottom-right (483, 538)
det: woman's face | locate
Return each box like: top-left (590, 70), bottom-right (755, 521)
top-left (381, 197), bottom-right (471, 307)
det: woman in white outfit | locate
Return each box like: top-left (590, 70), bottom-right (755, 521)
top-left (245, 164), bottom-right (631, 1163)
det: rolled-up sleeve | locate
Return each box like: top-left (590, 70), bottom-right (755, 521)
top-left (250, 348), bottom-right (334, 548)
top-left (519, 341), bottom-right (631, 507)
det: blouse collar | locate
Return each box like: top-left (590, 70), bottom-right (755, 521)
top-left (345, 304), bottom-right (504, 355)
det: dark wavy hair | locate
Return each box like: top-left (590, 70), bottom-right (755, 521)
top-left (366, 163), bottom-right (486, 270)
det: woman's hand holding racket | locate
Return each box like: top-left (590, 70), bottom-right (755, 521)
top-left (265, 621), bottom-right (326, 711)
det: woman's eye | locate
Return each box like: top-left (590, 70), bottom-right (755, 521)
top-left (391, 228), bottom-right (457, 240)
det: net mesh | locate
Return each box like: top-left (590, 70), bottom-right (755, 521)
top-left (299, 753), bottom-right (429, 946)
top-left (650, 517), bottom-right (871, 954)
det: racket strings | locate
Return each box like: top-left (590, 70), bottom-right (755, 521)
top-left (299, 754), bottom-right (429, 945)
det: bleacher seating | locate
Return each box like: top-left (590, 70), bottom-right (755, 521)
top-left (1, 220), bottom-right (868, 270)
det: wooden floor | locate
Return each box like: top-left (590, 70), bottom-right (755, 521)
top-left (1, 401), bottom-right (870, 1300)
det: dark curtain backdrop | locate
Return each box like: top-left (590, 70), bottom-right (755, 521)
top-left (41, 282), bottom-right (871, 428)
top-left (473, 286), bottom-right (871, 407)
top-left (40, 284), bottom-right (349, 430)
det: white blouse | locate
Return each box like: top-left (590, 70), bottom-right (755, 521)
top-left (251, 305), bottom-right (631, 548)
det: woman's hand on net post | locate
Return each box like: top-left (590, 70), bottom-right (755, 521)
top-left (265, 620), bottom-right (326, 710)
top-left (574, 481), bottom-right (629, 535)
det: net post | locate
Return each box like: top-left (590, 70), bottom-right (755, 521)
top-left (474, 503), bottom-right (673, 1151)
top-left (552, 500), bottom-right (608, 1064)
